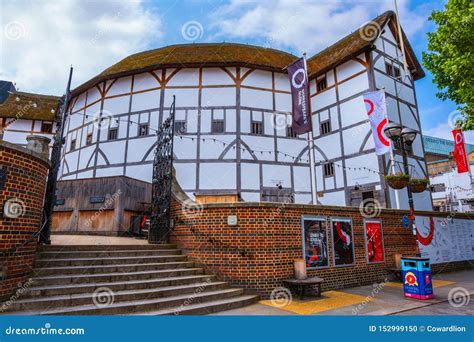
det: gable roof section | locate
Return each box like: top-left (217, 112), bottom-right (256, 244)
top-left (0, 91), bottom-right (59, 121)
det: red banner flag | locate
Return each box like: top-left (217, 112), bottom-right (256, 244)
top-left (452, 129), bottom-right (469, 173)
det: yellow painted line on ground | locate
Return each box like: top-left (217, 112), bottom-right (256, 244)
top-left (385, 280), bottom-right (455, 289)
top-left (259, 291), bottom-right (368, 315)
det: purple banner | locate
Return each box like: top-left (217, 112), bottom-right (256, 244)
top-left (287, 58), bottom-right (312, 134)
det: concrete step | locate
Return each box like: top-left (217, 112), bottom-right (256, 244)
top-left (5, 282), bottom-right (229, 312)
top-left (31, 268), bottom-right (205, 286)
top-left (35, 255), bottom-right (188, 267)
top-left (33, 261), bottom-right (195, 277)
top-left (24, 275), bottom-right (217, 297)
top-left (8, 288), bottom-right (244, 315)
top-left (38, 249), bottom-right (182, 259)
top-left (135, 295), bottom-right (260, 315)
top-left (39, 244), bottom-right (177, 251)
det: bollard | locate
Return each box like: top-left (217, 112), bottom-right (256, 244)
top-left (294, 259), bottom-right (307, 280)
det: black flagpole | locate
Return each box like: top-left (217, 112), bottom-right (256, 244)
top-left (40, 66), bottom-right (73, 245)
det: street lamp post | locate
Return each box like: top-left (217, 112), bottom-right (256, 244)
top-left (384, 123), bottom-right (418, 232)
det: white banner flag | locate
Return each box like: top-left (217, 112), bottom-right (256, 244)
top-left (363, 90), bottom-right (391, 155)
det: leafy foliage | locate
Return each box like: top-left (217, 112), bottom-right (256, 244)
top-left (422, 0), bottom-right (474, 129)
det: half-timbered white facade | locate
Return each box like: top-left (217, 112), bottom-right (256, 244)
top-left (58, 11), bottom-right (432, 210)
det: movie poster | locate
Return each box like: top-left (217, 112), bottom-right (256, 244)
top-left (364, 220), bottom-right (385, 263)
top-left (303, 217), bottom-right (329, 268)
top-left (332, 219), bottom-right (355, 266)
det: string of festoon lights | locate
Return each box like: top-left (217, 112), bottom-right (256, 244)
top-left (66, 110), bottom-right (388, 177)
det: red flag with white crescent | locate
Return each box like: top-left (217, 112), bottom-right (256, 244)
top-left (452, 129), bottom-right (469, 173)
top-left (363, 90), bottom-right (390, 155)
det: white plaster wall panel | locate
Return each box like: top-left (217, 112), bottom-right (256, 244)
top-left (336, 59), bottom-right (365, 82)
top-left (345, 153), bottom-right (380, 186)
top-left (335, 161), bottom-right (344, 188)
top-left (241, 163), bottom-right (260, 189)
top-left (275, 114), bottom-right (289, 137)
top-left (252, 111), bottom-right (262, 121)
top-left (241, 88), bottom-right (272, 110)
top-left (319, 109), bottom-right (329, 122)
top-left (295, 193), bottom-right (312, 204)
top-left (293, 166), bottom-right (311, 191)
top-left (311, 88), bottom-right (336, 111)
top-left (329, 106), bottom-right (339, 130)
top-left (100, 140), bottom-right (126, 164)
top-left (150, 111), bottom-right (159, 132)
top-left (33, 121), bottom-right (42, 131)
top-left (275, 92), bottom-right (292, 112)
top-left (166, 68), bottom-right (177, 79)
top-left (315, 134), bottom-right (340, 160)
top-left (410, 137), bottom-right (424, 158)
top-left (199, 163), bottom-right (236, 190)
top-left (262, 164), bottom-right (291, 188)
top-left (241, 135), bottom-right (274, 161)
top-left (397, 83), bottom-right (416, 105)
top-left (327, 70), bottom-right (335, 87)
top-left (263, 112), bottom-right (274, 135)
top-left (164, 88), bottom-right (198, 108)
top-left (140, 112), bottom-right (149, 123)
top-left (166, 68), bottom-right (199, 87)
top-left (200, 110), bottom-right (211, 133)
top-left (199, 135), bottom-right (234, 159)
top-left (117, 119), bottom-right (127, 139)
top-left (68, 113), bottom-right (83, 131)
top-left (106, 77), bottom-right (132, 97)
top-left (99, 125), bottom-right (108, 141)
top-left (76, 170), bottom-right (94, 179)
top-left (202, 68), bottom-right (235, 86)
top-left (86, 102), bottom-right (101, 122)
top-left (6, 119), bottom-right (30, 131)
top-left (338, 72), bottom-right (369, 100)
top-left (214, 109), bottom-right (224, 120)
top-left (374, 71), bottom-right (396, 97)
top-left (343, 122), bottom-right (370, 155)
top-left (222, 146), bottom-right (236, 160)
top-left (71, 93), bottom-right (87, 112)
top-left (310, 79), bottom-right (316, 94)
top-left (126, 164), bottom-right (152, 182)
top-left (324, 177), bottom-right (335, 190)
top-left (103, 95), bottom-right (130, 115)
top-left (95, 152), bottom-right (108, 167)
top-left (3, 131), bottom-right (27, 144)
top-left (384, 41), bottom-right (398, 58)
top-left (277, 138), bottom-right (307, 163)
top-left (133, 72), bottom-right (160, 92)
top-left (95, 167), bottom-right (124, 178)
top-left (175, 163), bottom-right (196, 190)
top-left (275, 73), bottom-right (290, 91)
top-left (241, 110), bottom-right (251, 133)
top-left (399, 102), bottom-right (419, 130)
top-left (312, 115), bottom-right (320, 136)
top-left (382, 23), bottom-right (397, 43)
top-left (126, 136), bottom-right (155, 163)
top-left (61, 174), bottom-right (76, 180)
top-left (131, 90), bottom-right (161, 112)
top-left (319, 191), bottom-right (346, 206)
top-left (315, 165), bottom-right (323, 192)
top-left (386, 96), bottom-right (400, 123)
top-left (128, 114), bottom-right (139, 137)
top-left (187, 110), bottom-right (198, 133)
top-left (78, 146), bottom-right (95, 169)
top-left (240, 192), bottom-right (260, 202)
top-left (242, 70), bottom-right (272, 89)
top-left (225, 109), bottom-right (236, 133)
top-left (373, 53), bottom-right (388, 71)
top-left (202, 87), bottom-right (236, 107)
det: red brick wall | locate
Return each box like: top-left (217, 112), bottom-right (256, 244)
top-left (170, 200), bottom-right (418, 298)
top-left (0, 142), bottom-right (49, 300)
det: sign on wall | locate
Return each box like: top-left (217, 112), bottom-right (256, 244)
top-left (302, 217), bottom-right (329, 268)
top-left (364, 220), bottom-right (385, 263)
top-left (415, 216), bottom-right (474, 264)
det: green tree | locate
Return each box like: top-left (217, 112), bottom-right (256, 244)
top-left (422, 0), bottom-right (474, 129)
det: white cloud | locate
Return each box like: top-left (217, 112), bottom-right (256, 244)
top-left (424, 122), bottom-right (474, 144)
top-left (211, 0), bottom-right (427, 55)
top-left (0, 0), bottom-right (161, 95)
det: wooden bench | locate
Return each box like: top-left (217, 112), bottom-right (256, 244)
top-left (283, 276), bottom-right (324, 300)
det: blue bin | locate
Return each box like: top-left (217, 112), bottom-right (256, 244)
top-left (401, 257), bottom-right (433, 300)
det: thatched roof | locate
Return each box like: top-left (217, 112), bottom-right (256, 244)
top-left (0, 91), bottom-right (59, 121)
top-left (72, 10), bottom-right (423, 96)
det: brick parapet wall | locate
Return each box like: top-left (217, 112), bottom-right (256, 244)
top-left (0, 141), bottom-right (50, 300)
top-left (170, 199), bottom-right (473, 298)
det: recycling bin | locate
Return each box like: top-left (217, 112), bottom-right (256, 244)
top-left (401, 257), bottom-right (433, 300)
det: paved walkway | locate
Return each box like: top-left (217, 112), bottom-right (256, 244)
top-left (212, 269), bottom-right (474, 316)
top-left (51, 234), bottom-right (148, 245)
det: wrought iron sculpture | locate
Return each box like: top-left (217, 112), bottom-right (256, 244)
top-left (150, 96), bottom-right (176, 243)
top-left (40, 66), bottom-right (73, 244)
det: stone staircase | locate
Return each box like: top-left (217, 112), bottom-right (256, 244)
top-left (2, 244), bottom-right (258, 315)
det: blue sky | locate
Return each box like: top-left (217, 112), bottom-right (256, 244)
top-left (0, 0), bottom-right (464, 142)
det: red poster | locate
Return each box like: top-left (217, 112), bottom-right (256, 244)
top-left (365, 221), bottom-right (384, 263)
top-left (452, 129), bottom-right (469, 173)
